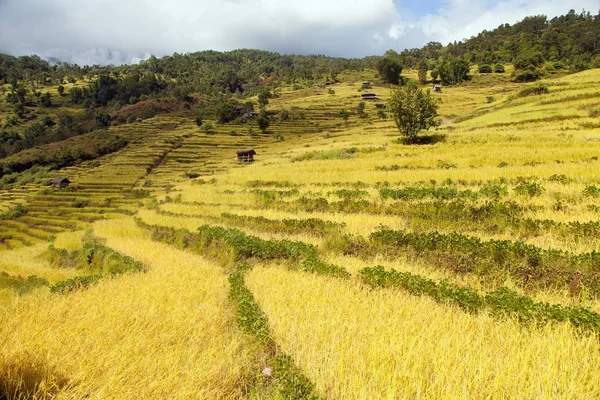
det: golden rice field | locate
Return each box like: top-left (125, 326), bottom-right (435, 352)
top-left (2, 68), bottom-right (600, 398)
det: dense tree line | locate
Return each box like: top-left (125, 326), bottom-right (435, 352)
top-left (391, 9), bottom-right (600, 82)
top-left (0, 9), bottom-right (598, 167)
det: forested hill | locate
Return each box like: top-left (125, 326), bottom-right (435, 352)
top-left (396, 9), bottom-right (600, 69)
top-left (0, 50), bottom-right (370, 97)
top-left (2, 9), bottom-right (599, 88)
top-left (0, 8), bottom-right (598, 181)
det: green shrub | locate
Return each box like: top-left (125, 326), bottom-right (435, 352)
top-left (0, 204), bottom-right (27, 220)
top-left (583, 185), bottom-right (600, 198)
top-left (513, 68), bottom-right (541, 82)
top-left (359, 266), bottom-right (600, 332)
top-left (518, 83), bottom-right (549, 97)
top-left (48, 237), bottom-right (146, 294)
top-left (0, 272), bottom-right (49, 295)
top-left (514, 182), bottom-right (544, 197)
top-left (479, 183), bottom-right (508, 199)
top-left (548, 174), bottom-right (570, 184)
top-left (185, 171), bottom-right (201, 179)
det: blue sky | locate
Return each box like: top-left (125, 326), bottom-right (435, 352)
top-left (0, 0), bottom-right (597, 65)
top-left (401, 0), bottom-right (445, 18)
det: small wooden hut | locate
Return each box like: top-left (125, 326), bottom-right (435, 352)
top-left (236, 149), bottom-right (256, 163)
top-left (361, 92), bottom-right (378, 100)
top-left (50, 177), bottom-right (71, 189)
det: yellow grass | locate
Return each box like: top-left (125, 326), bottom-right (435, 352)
top-left (3, 67), bottom-right (600, 398)
top-left (246, 266), bottom-right (600, 399)
top-left (52, 230), bottom-right (86, 251)
top-left (0, 218), bottom-right (254, 399)
top-left (0, 244), bottom-right (79, 284)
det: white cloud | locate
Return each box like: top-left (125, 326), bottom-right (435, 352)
top-left (416, 0), bottom-right (599, 44)
top-left (0, 0), bottom-right (399, 63)
top-left (388, 23), bottom-right (408, 39)
top-left (0, 0), bottom-right (596, 64)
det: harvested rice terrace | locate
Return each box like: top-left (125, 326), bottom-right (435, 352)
top-left (2, 69), bottom-right (600, 398)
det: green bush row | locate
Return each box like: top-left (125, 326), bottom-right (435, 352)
top-left (0, 271), bottom-right (49, 295)
top-left (0, 204), bottom-right (27, 220)
top-left (298, 256), bottom-right (350, 279)
top-left (251, 188), bottom-right (300, 206)
top-left (380, 182), bottom-right (544, 201)
top-left (327, 189), bottom-right (369, 200)
top-left (368, 228), bottom-right (600, 295)
top-left (228, 264), bottom-right (271, 344)
top-left (220, 212), bottom-right (345, 237)
top-left (360, 266), bottom-right (600, 332)
top-left (380, 186), bottom-right (478, 201)
top-left (229, 263), bottom-right (322, 399)
top-left (277, 195), bottom-right (600, 242)
top-left (137, 219), bottom-right (352, 283)
top-left (48, 237), bottom-right (146, 294)
top-left (246, 180), bottom-right (298, 188)
top-left (137, 218), bottom-right (317, 264)
top-left (49, 275), bottom-right (102, 295)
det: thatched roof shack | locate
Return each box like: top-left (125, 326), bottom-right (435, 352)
top-left (50, 177), bottom-right (71, 188)
top-left (236, 149), bottom-right (256, 163)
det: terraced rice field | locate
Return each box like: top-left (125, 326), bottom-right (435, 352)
top-left (2, 68), bottom-right (600, 398)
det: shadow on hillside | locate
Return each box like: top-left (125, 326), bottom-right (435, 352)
top-left (0, 355), bottom-right (69, 399)
top-left (397, 134), bottom-right (447, 145)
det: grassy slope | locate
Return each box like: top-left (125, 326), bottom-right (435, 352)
top-left (1, 68), bottom-right (600, 398)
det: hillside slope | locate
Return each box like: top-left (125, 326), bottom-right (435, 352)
top-left (1, 69), bottom-right (600, 398)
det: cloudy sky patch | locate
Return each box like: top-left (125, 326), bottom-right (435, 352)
top-left (0, 0), bottom-right (596, 65)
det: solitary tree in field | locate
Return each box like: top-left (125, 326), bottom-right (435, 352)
top-left (388, 81), bottom-right (438, 141)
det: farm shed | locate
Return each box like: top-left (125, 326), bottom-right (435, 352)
top-left (50, 177), bottom-right (71, 189)
top-left (432, 85), bottom-right (442, 92)
top-left (236, 149), bottom-right (256, 163)
top-left (361, 92), bottom-right (378, 100)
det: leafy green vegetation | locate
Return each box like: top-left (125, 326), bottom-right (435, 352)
top-left (367, 228), bottom-right (600, 295)
top-left (0, 271), bottom-right (48, 294)
top-left (220, 213), bottom-right (345, 237)
top-left (360, 266), bottom-right (600, 332)
top-left (48, 237), bottom-right (146, 294)
top-left (0, 131), bottom-right (127, 178)
top-left (229, 263), bottom-right (323, 399)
